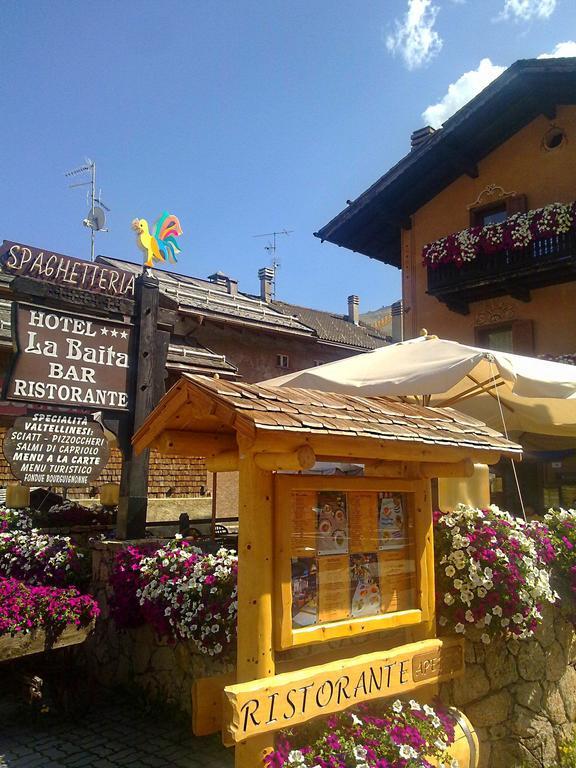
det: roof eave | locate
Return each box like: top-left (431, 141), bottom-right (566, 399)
top-left (315, 58), bottom-right (576, 267)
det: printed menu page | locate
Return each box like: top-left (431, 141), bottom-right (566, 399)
top-left (350, 553), bottom-right (381, 617)
top-left (379, 548), bottom-right (417, 612)
top-left (348, 493), bottom-right (379, 553)
top-left (378, 495), bottom-right (407, 550)
top-left (316, 491), bottom-right (349, 555)
top-left (291, 491), bottom-right (317, 557)
top-left (318, 555), bottom-right (350, 622)
top-left (291, 557), bottom-right (318, 628)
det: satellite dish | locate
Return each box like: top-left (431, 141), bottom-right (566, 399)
top-left (83, 206), bottom-right (108, 232)
top-left (92, 206), bottom-right (106, 231)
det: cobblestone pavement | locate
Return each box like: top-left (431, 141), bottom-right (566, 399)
top-left (0, 690), bottom-right (234, 768)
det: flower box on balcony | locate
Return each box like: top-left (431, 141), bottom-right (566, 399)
top-left (423, 202), bottom-right (576, 314)
top-left (0, 620), bottom-right (95, 662)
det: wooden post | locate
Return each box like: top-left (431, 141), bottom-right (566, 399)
top-left (438, 463), bottom-right (490, 511)
top-left (235, 449), bottom-right (275, 768)
top-left (117, 271), bottom-right (162, 539)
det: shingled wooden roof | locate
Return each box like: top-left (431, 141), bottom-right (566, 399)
top-left (133, 375), bottom-right (522, 462)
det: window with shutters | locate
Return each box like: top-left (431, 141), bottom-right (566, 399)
top-left (469, 194), bottom-right (527, 227)
top-left (476, 320), bottom-right (534, 355)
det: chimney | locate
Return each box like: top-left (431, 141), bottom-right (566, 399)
top-left (391, 300), bottom-right (403, 342)
top-left (208, 271), bottom-right (237, 296)
top-left (258, 267), bottom-right (274, 303)
top-left (411, 125), bottom-right (436, 151)
top-left (347, 295), bottom-right (359, 325)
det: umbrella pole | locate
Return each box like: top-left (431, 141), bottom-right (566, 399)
top-left (487, 362), bottom-right (526, 521)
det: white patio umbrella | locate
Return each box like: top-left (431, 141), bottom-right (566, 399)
top-left (262, 335), bottom-right (576, 440)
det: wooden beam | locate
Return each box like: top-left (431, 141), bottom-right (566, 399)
top-left (364, 461), bottom-right (414, 478)
top-left (192, 672), bottom-right (235, 736)
top-left (205, 450), bottom-right (239, 472)
top-left (153, 430), bottom-right (237, 457)
top-left (444, 141), bottom-right (479, 179)
top-left (364, 459), bottom-right (474, 479)
top-left (253, 433), bottom-right (507, 466)
top-left (254, 445), bottom-right (316, 472)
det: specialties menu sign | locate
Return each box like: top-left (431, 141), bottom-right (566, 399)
top-left (289, 489), bottom-right (416, 629)
top-left (3, 413), bottom-right (110, 487)
top-left (5, 304), bottom-right (132, 411)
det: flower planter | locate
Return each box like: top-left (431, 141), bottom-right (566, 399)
top-left (0, 620), bottom-right (95, 663)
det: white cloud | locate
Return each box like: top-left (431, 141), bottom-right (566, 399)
top-left (386, 0), bottom-right (443, 70)
top-left (422, 58), bottom-right (505, 128)
top-left (420, 39), bottom-right (576, 131)
top-left (538, 41), bottom-right (576, 58)
top-left (501, 0), bottom-right (556, 21)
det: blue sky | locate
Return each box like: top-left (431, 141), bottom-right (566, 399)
top-left (1, 1), bottom-right (575, 315)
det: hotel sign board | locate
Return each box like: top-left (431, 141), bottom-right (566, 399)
top-left (0, 241), bottom-right (135, 299)
top-left (223, 637), bottom-right (464, 743)
top-left (5, 304), bottom-right (132, 411)
top-left (3, 413), bottom-right (110, 487)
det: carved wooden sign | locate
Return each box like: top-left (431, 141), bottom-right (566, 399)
top-left (3, 413), bottom-right (110, 487)
top-left (5, 304), bottom-right (132, 411)
top-left (1, 241), bottom-right (135, 298)
top-left (222, 637), bottom-right (464, 743)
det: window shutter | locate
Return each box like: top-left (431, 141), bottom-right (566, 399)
top-left (506, 195), bottom-right (527, 216)
top-left (512, 319), bottom-right (534, 355)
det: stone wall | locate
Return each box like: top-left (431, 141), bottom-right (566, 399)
top-left (440, 605), bottom-right (576, 767)
top-left (85, 541), bottom-right (576, 764)
top-left (84, 540), bottom-right (233, 715)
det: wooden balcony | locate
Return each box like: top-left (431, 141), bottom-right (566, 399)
top-left (427, 230), bottom-right (576, 314)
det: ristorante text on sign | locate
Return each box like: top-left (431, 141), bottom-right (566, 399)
top-left (3, 413), bottom-right (110, 487)
top-left (5, 304), bottom-right (132, 411)
top-left (1, 241), bottom-right (135, 298)
top-left (223, 637), bottom-right (464, 743)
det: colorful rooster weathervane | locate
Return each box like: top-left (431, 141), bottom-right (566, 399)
top-left (132, 212), bottom-right (183, 269)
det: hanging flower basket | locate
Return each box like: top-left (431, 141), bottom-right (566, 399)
top-left (422, 201), bottom-right (576, 267)
top-left (0, 619), bottom-right (95, 662)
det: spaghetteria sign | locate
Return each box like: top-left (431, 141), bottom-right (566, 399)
top-left (5, 304), bottom-right (132, 411)
top-left (1, 241), bottom-right (135, 298)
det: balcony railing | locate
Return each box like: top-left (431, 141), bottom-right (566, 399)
top-left (427, 230), bottom-right (576, 314)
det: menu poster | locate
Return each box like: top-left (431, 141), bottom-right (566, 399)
top-left (291, 557), bottom-right (318, 628)
top-left (348, 493), bottom-right (379, 553)
top-left (378, 495), bottom-right (406, 551)
top-left (350, 553), bottom-right (381, 617)
top-left (318, 555), bottom-right (350, 622)
top-left (317, 491), bottom-right (349, 555)
top-left (291, 492), bottom-right (317, 556)
top-left (379, 549), bottom-right (417, 613)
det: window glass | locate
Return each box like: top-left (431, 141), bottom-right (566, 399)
top-left (479, 326), bottom-right (513, 353)
top-left (289, 489), bottom-right (416, 629)
top-left (480, 208), bottom-right (507, 226)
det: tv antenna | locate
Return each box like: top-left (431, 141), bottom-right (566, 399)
top-left (65, 159), bottom-right (110, 262)
top-left (253, 229), bottom-right (292, 299)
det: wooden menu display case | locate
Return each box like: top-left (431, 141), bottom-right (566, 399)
top-left (132, 374), bottom-right (522, 768)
